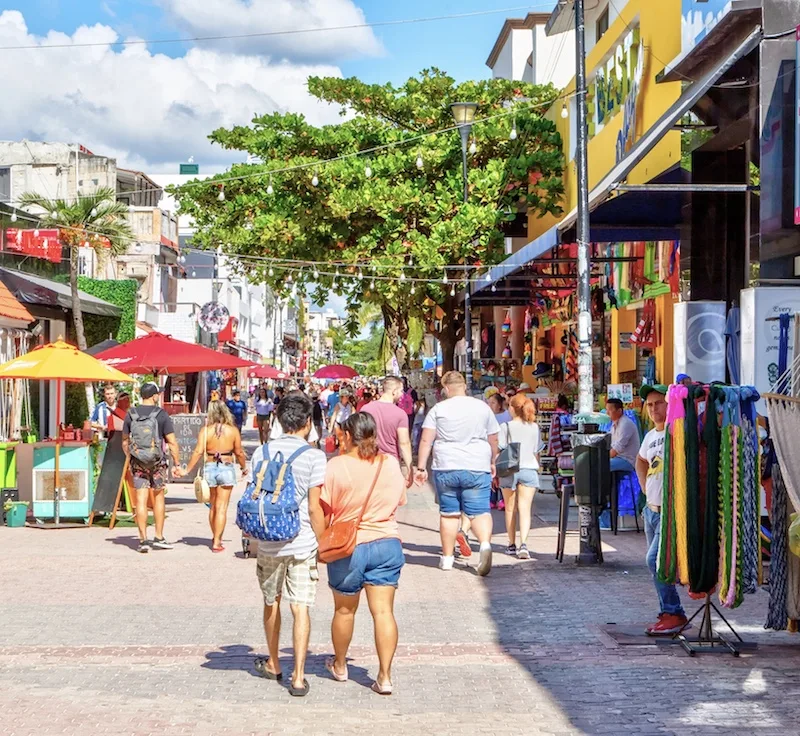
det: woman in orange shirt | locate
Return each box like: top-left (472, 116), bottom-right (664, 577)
top-left (315, 411), bottom-right (407, 695)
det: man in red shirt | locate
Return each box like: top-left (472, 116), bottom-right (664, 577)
top-left (363, 376), bottom-right (413, 486)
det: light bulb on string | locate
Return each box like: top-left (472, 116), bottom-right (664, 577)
top-left (442, 273), bottom-right (448, 284)
top-left (311, 171), bottom-right (319, 187)
top-left (90, 208), bottom-right (98, 217)
top-left (10, 212), bottom-right (16, 222)
top-left (365, 164), bottom-right (372, 179)
top-left (370, 279), bottom-right (376, 290)
top-left (491, 284), bottom-right (497, 292)
top-left (410, 284), bottom-right (416, 295)
top-left (217, 187), bottom-right (226, 201)
top-left (400, 271), bottom-right (406, 281)
top-left (561, 101), bottom-right (569, 119)
top-left (469, 138), bottom-right (477, 155)
top-left (268, 266), bottom-right (274, 277)
top-left (191, 268), bottom-right (197, 277)
top-left (286, 272), bottom-right (293, 283)
top-left (416, 151), bottom-right (424, 170)
top-left (358, 270), bottom-right (364, 280)
top-left (33, 229), bottom-right (39, 237)
top-left (267, 177), bottom-right (274, 195)
top-left (449, 285), bottom-right (456, 297)
top-left (484, 272), bottom-right (492, 282)
top-left (313, 267), bottom-right (319, 279)
top-left (509, 119), bottom-right (518, 141)
top-left (407, 255), bottom-right (413, 267)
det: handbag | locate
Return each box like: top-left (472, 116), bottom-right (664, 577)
top-left (194, 415), bottom-right (211, 503)
top-left (318, 455), bottom-right (384, 564)
top-left (495, 423), bottom-right (521, 476)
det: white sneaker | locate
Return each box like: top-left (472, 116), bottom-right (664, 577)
top-left (439, 555), bottom-right (454, 571)
top-left (477, 544), bottom-right (493, 576)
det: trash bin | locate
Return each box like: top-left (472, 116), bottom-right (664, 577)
top-left (573, 432), bottom-right (611, 506)
top-left (5, 500), bottom-right (28, 527)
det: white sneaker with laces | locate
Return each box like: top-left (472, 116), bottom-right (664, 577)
top-left (439, 555), bottom-right (455, 571)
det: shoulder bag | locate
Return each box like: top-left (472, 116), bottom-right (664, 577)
top-left (495, 422), bottom-right (521, 476)
top-left (194, 415), bottom-right (211, 503)
top-left (318, 455), bottom-right (385, 564)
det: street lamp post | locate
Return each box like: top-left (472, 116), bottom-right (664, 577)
top-left (450, 101), bottom-right (478, 393)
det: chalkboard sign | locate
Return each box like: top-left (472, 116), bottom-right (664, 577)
top-left (170, 413), bottom-right (206, 483)
top-left (91, 432), bottom-right (129, 515)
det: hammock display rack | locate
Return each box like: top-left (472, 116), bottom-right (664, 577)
top-left (674, 593), bottom-right (746, 657)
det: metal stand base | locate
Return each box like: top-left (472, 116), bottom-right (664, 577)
top-left (675, 594), bottom-right (750, 657)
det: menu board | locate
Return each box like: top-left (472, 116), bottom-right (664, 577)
top-left (169, 413), bottom-right (205, 483)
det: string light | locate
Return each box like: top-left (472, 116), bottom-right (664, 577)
top-left (469, 137), bottom-right (477, 155)
top-left (268, 266), bottom-right (274, 276)
top-left (191, 268), bottom-right (197, 277)
top-left (484, 272), bottom-right (492, 282)
top-left (410, 284), bottom-right (416, 294)
top-left (442, 273), bottom-right (448, 284)
top-left (313, 267), bottom-right (319, 279)
top-left (311, 171), bottom-right (319, 187)
top-left (449, 285), bottom-right (456, 297)
top-left (561, 101), bottom-right (569, 119)
top-left (365, 164), bottom-right (372, 178)
top-left (370, 279), bottom-right (376, 289)
top-left (509, 120), bottom-right (518, 140)
top-left (491, 284), bottom-right (497, 292)
top-left (267, 177), bottom-right (274, 195)
top-left (217, 187), bottom-right (226, 201)
top-left (33, 229), bottom-right (39, 237)
top-left (90, 208), bottom-right (98, 217)
top-left (400, 271), bottom-right (406, 281)
top-left (10, 212), bottom-right (16, 222)
top-left (416, 151), bottom-right (424, 169)
top-left (358, 269), bottom-right (364, 280)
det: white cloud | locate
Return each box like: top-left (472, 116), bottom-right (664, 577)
top-left (0, 10), bottom-right (348, 171)
top-left (159, 0), bottom-right (382, 61)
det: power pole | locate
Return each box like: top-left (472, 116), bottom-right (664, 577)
top-left (574, 0), bottom-right (594, 415)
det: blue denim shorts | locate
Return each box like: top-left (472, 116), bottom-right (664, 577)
top-left (326, 538), bottom-right (405, 596)
top-left (204, 461), bottom-right (237, 487)
top-left (500, 468), bottom-right (540, 490)
top-left (433, 470), bottom-right (492, 518)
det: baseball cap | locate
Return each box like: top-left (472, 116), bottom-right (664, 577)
top-left (676, 373), bottom-right (690, 382)
top-left (640, 384), bottom-right (668, 401)
top-left (140, 382), bottom-right (163, 399)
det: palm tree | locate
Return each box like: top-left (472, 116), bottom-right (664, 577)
top-left (17, 187), bottom-right (133, 350)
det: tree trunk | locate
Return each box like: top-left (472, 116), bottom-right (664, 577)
top-left (433, 295), bottom-right (463, 374)
top-left (381, 304), bottom-right (410, 373)
top-left (70, 246), bottom-right (96, 416)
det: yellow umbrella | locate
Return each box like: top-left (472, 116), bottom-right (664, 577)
top-left (0, 339), bottom-right (133, 382)
top-left (0, 339), bottom-right (133, 526)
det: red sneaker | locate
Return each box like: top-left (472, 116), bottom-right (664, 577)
top-left (646, 613), bottom-right (688, 636)
top-left (456, 529), bottom-right (472, 558)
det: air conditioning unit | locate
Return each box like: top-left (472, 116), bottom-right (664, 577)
top-left (125, 262), bottom-right (148, 279)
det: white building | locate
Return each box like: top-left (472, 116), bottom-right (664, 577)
top-left (305, 306), bottom-right (343, 367)
top-left (486, 12), bottom-right (576, 89)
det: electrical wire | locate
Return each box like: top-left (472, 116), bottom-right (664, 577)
top-left (0, 5), bottom-right (552, 51)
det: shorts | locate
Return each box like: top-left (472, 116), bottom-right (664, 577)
top-left (500, 468), bottom-right (540, 490)
top-left (204, 461), bottom-right (237, 487)
top-left (433, 470), bottom-right (492, 518)
top-left (257, 553), bottom-right (319, 607)
top-left (130, 460), bottom-right (168, 491)
top-left (326, 538), bottom-right (405, 596)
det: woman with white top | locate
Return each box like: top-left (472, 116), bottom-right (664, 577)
top-left (255, 387), bottom-right (274, 444)
top-left (497, 393), bottom-right (540, 559)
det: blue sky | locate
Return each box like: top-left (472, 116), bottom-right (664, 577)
top-left (19, 0), bottom-right (550, 84)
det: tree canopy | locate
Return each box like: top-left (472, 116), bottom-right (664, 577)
top-left (173, 68), bottom-right (565, 369)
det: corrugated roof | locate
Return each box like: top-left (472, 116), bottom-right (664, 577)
top-left (0, 280), bottom-right (33, 324)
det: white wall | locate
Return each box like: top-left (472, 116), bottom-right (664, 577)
top-left (535, 27), bottom-right (576, 88)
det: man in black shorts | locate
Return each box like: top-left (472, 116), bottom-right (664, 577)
top-left (123, 383), bottom-right (181, 554)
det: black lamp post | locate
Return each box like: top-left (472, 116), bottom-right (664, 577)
top-left (450, 101), bottom-right (478, 392)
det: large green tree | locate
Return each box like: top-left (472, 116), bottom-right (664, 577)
top-left (174, 69), bottom-right (564, 370)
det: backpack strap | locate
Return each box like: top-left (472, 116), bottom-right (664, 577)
top-left (270, 445), bottom-right (312, 505)
top-left (286, 445), bottom-right (313, 465)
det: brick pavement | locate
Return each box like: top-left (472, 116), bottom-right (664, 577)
top-left (2, 433), bottom-right (800, 735)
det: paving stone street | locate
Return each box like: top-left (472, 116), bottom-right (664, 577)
top-left (2, 433), bottom-right (800, 736)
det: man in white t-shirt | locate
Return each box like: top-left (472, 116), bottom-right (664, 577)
top-left (251, 392), bottom-right (327, 697)
top-left (414, 370), bottom-right (499, 576)
top-left (636, 384), bottom-right (687, 636)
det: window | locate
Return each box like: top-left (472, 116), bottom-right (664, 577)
top-left (0, 167), bottom-right (10, 203)
top-left (596, 6), bottom-right (609, 42)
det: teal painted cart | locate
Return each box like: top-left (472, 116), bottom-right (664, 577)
top-left (30, 442), bottom-right (98, 523)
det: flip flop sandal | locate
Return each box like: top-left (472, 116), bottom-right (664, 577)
top-left (254, 657), bottom-right (282, 680)
top-left (371, 681), bottom-right (393, 696)
top-left (289, 679), bottom-right (310, 697)
top-left (325, 656), bottom-right (348, 682)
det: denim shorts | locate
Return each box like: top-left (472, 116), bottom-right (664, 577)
top-left (204, 461), bottom-right (237, 487)
top-left (500, 468), bottom-right (540, 490)
top-left (326, 538), bottom-right (405, 595)
top-left (433, 470), bottom-right (492, 518)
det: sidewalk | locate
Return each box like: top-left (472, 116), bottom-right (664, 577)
top-left (1, 435), bottom-right (800, 735)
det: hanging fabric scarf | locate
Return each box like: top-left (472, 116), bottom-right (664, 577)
top-left (765, 462), bottom-right (789, 631)
top-left (698, 386), bottom-right (722, 593)
top-left (685, 384), bottom-right (703, 591)
top-left (740, 387), bottom-right (761, 596)
top-left (718, 412), bottom-right (735, 605)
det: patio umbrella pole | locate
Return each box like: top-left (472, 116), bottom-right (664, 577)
top-left (53, 380), bottom-right (61, 528)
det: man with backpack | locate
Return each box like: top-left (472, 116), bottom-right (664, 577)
top-left (250, 392), bottom-right (327, 697)
top-left (123, 382), bottom-right (182, 554)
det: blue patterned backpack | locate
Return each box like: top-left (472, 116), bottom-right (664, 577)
top-left (235, 445), bottom-right (312, 542)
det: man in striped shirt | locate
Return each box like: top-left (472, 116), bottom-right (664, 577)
top-left (91, 384), bottom-right (118, 433)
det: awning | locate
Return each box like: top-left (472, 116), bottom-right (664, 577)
top-left (557, 26), bottom-right (762, 236)
top-left (223, 341), bottom-right (261, 361)
top-left (0, 268), bottom-right (121, 317)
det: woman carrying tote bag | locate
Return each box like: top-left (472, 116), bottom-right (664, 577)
top-left (498, 394), bottom-right (541, 560)
top-left (311, 411), bottom-right (407, 696)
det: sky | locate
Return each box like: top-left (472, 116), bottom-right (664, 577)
top-left (5, 0), bottom-right (557, 174)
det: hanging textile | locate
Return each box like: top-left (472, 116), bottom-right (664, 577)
top-left (697, 385), bottom-right (721, 593)
top-left (777, 313), bottom-right (791, 394)
top-left (684, 385), bottom-right (703, 591)
top-left (725, 307), bottom-right (741, 385)
top-left (765, 462), bottom-right (789, 631)
top-left (740, 387), bottom-right (760, 595)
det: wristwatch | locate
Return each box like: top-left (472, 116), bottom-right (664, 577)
top-left (415, 467), bottom-right (427, 473)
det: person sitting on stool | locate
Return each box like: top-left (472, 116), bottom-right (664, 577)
top-left (600, 398), bottom-right (640, 530)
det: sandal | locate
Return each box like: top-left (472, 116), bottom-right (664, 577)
top-left (371, 680), bottom-right (393, 696)
top-left (254, 657), bottom-right (282, 680)
top-left (289, 679), bottom-right (310, 697)
top-left (325, 656), bottom-right (348, 682)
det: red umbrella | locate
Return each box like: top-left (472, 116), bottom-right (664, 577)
top-left (248, 364), bottom-right (287, 380)
top-left (95, 332), bottom-right (253, 375)
top-left (313, 364), bottom-right (358, 379)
